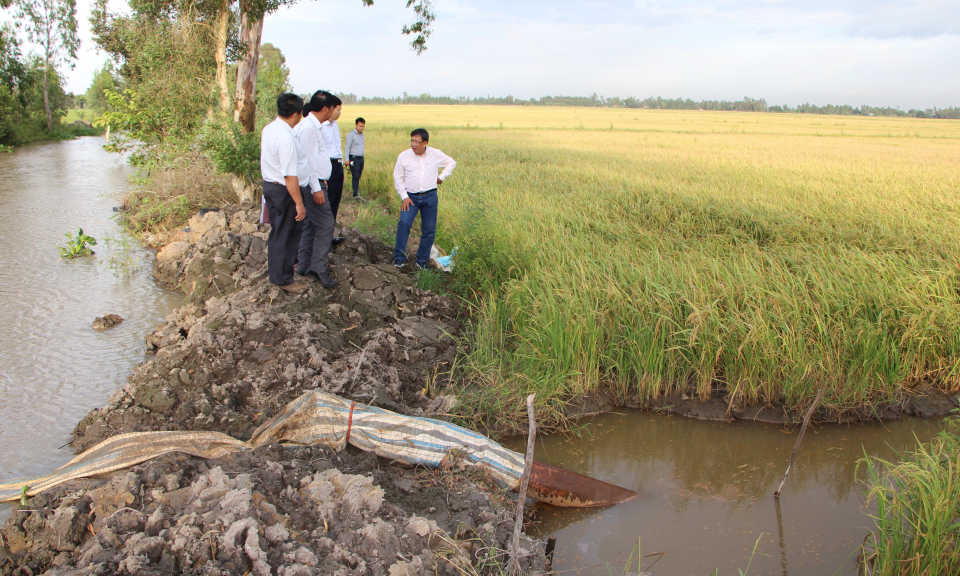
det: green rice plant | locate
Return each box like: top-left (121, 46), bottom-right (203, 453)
top-left (58, 228), bottom-right (97, 258)
top-left (859, 419), bottom-right (960, 575)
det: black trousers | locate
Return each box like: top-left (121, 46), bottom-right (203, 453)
top-left (297, 183), bottom-right (335, 275)
top-left (328, 159), bottom-right (344, 221)
top-left (349, 155), bottom-right (364, 196)
top-left (263, 181), bottom-right (306, 287)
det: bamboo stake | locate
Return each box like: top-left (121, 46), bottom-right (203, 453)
top-left (774, 389), bottom-right (824, 497)
top-left (510, 394), bottom-right (537, 576)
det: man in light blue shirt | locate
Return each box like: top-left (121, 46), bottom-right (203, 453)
top-left (345, 117), bottom-right (365, 198)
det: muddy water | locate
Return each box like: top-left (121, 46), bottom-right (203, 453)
top-left (0, 137), bottom-right (182, 522)
top-left (505, 411), bottom-right (945, 576)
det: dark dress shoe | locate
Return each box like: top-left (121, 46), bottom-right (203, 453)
top-left (305, 269), bottom-right (338, 288)
top-left (331, 237), bottom-right (345, 245)
top-left (317, 270), bottom-right (339, 288)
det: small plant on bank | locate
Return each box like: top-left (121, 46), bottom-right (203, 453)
top-left (58, 228), bottom-right (97, 259)
top-left (102, 233), bottom-right (147, 277)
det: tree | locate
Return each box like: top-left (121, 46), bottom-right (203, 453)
top-left (86, 61), bottom-right (119, 115)
top-left (13, 0), bottom-right (79, 131)
top-left (232, 0), bottom-right (437, 132)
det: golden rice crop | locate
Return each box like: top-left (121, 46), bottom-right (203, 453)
top-left (345, 105), bottom-right (960, 428)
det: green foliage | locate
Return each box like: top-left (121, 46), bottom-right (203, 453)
top-left (253, 42), bottom-right (290, 126)
top-left (12, 0), bottom-right (80, 130)
top-left (58, 227), bottom-right (97, 258)
top-left (199, 118), bottom-right (260, 182)
top-left (86, 61), bottom-right (120, 116)
top-left (19, 485), bottom-right (28, 507)
top-left (859, 418), bottom-right (960, 575)
top-left (91, 0), bottom-right (217, 164)
top-left (0, 24), bottom-right (76, 145)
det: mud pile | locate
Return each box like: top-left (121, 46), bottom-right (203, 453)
top-left (75, 205), bottom-right (462, 450)
top-left (1, 205), bottom-right (547, 575)
top-left (1, 445), bottom-right (545, 575)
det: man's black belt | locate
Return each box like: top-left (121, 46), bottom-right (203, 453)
top-left (408, 188), bottom-right (437, 196)
top-left (349, 154), bottom-right (363, 158)
top-left (330, 158), bottom-right (342, 163)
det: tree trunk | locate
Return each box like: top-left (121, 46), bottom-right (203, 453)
top-left (233, 11), bottom-right (263, 133)
top-left (42, 57), bottom-right (52, 132)
top-left (214, 6), bottom-right (230, 115)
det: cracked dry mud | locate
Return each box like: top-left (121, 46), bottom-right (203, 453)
top-left (0, 205), bottom-right (547, 576)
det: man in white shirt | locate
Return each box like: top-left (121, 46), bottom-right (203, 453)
top-left (293, 91), bottom-right (338, 289)
top-left (260, 93), bottom-right (308, 293)
top-left (392, 128), bottom-right (456, 269)
top-left (319, 97), bottom-right (346, 244)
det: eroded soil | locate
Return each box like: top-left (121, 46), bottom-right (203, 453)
top-left (0, 205), bottom-right (546, 575)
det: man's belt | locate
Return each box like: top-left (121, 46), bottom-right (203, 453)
top-left (330, 158), bottom-right (342, 163)
top-left (408, 188), bottom-right (437, 196)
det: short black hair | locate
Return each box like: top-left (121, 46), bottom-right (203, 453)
top-left (309, 90), bottom-right (342, 112)
top-left (411, 128), bottom-right (429, 142)
top-left (277, 93), bottom-right (303, 118)
top-left (356, 117), bottom-right (365, 125)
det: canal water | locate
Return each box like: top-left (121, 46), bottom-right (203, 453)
top-left (505, 411), bottom-right (945, 576)
top-left (0, 137), bottom-right (183, 522)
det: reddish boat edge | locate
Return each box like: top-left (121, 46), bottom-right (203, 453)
top-left (521, 460), bottom-right (637, 508)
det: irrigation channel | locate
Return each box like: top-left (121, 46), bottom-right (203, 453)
top-left (0, 137), bottom-right (182, 524)
top-left (504, 412), bottom-right (944, 575)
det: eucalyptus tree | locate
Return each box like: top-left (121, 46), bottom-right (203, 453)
top-left (12, 0), bottom-right (79, 131)
top-left (231, 0), bottom-right (435, 132)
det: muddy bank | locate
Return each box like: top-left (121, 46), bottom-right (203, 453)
top-left (1, 204), bottom-right (546, 575)
top-left (559, 387), bottom-right (959, 427)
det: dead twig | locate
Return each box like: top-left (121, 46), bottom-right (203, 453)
top-left (774, 389), bottom-right (824, 497)
top-left (510, 394), bottom-right (536, 576)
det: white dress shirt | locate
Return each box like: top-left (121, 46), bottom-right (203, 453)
top-left (294, 113), bottom-right (332, 193)
top-left (320, 120), bottom-right (343, 159)
top-left (260, 117), bottom-right (309, 187)
top-left (393, 147), bottom-right (457, 200)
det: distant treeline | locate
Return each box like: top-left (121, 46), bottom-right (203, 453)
top-left (335, 92), bottom-right (959, 119)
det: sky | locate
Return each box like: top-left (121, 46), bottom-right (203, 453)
top-left (23, 0), bottom-right (960, 109)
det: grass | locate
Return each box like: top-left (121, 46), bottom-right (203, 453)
top-left (859, 417), bottom-right (960, 575)
top-left (119, 152), bottom-right (236, 244)
top-left (341, 105), bottom-right (960, 429)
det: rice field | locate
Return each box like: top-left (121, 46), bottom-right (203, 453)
top-left (344, 105), bottom-right (960, 428)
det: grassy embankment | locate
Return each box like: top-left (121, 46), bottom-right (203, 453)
top-left (338, 105), bottom-right (960, 430)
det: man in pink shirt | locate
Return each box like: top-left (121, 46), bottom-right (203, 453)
top-left (392, 128), bottom-right (456, 269)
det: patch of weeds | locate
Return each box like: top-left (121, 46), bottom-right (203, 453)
top-left (0, 144), bottom-right (12, 153)
top-left (120, 192), bottom-right (194, 240)
top-left (58, 228), bottom-right (97, 259)
top-left (101, 233), bottom-right (148, 277)
top-left (355, 204), bottom-right (399, 245)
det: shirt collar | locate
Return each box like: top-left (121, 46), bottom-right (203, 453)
top-left (272, 117), bottom-right (294, 133)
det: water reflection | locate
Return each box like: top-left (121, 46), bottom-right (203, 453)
top-left (504, 411), bottom-right (944, 576)
top-left (0, 138), bottom-right (182, 523)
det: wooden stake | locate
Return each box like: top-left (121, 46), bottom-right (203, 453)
top-left (774, 389), bottom-right (824, 498)
top-left (510, 394), bottom-right (537, 576)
